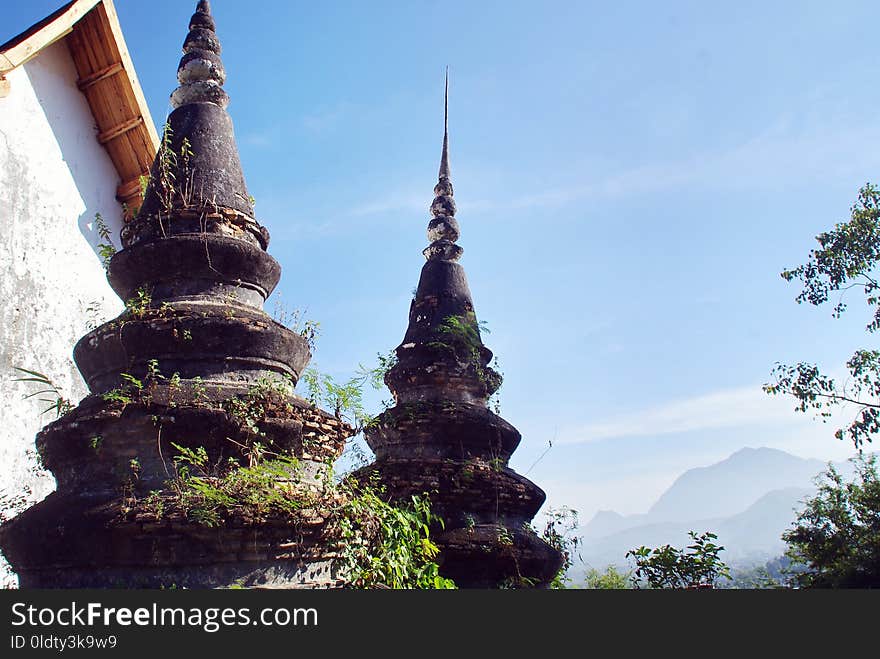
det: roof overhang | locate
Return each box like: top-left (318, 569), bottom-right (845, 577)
top-left (0, 0), bottom-right (159, 213)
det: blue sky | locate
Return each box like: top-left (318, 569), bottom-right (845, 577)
top-left (6, 0), bottom-right (879, 521)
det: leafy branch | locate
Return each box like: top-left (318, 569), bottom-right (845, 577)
top-left (768, 182), bottom-right (880, 448)
top-left (337, 484), bottom-right (455, 589)
top-left (780, 183), bottom-right (880, 329)
top-left (12, 367), bottom-right (73, 418)
top-left (94, 213), bottom-right (116, 269)
top-left (429, 313), bottom-right (503, 400)
top-left (300, 350), bottom-right (398, 430)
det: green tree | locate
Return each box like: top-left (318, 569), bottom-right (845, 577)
top-left (782, 453), bottom-right (880, 588)
top-left (765, 183), bottom-right (880, 448)
top-left (727, 556), bottom-right (794, 589)
top-left (626, 531), bottom-right (731, 589)
top-left (584, 565), bottom-right (632, 589)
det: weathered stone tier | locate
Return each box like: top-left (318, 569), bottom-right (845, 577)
top-left (74, 304), bottom-right (310, 394)
top-left (439, 524), bottom-right (563, 588)
top-left (107, 234), bottom-right (280, 304)
top-left (37, 388), bottom-right (347, 494)
top-left (3, 494), bottom-right (345, 589)
top-left (356, 457), bottom-right (545, 527)
top-left (367, 400), bottom-right (520, 462)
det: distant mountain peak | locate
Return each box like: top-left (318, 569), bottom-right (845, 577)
top-left (576, 448), bottom-right (848, 570)
top-left (645, 447), bottom-right (825, 522)
top-left (728, 446), bottom-right (791, 459)
top-left (582, 509), bottom-right (644, 539)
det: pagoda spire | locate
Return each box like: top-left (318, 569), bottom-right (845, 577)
top-left (391, 73), bottom-right (482, 403)
top-left (123, 0), bottom-right (259, 248)
top-left (424, 69), bottom-right (463, 265)
top-left (356, 76), bottom-right (563, 588)
top-left (439, 68), bottom-right (450, 180)
top-left (170, 0), bottom-right (229, 109)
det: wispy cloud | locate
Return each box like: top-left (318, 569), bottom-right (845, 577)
top-left (469, 121), bottom-right (880, 214)
top-left (346, 120), bottom-right (880, 218)
top-left (241, 132), bottom-right (275, 148)
top-left (347, 193), bottom-right (425, 218)
top-left (302, 102), bottom-right (353, 135)
top-left (556, 382), bottom-right (846, 445)
top-left (277, 221), bottom-right (340, 239)
top-left (241, 102), bottom-right (354, 147)
top-left (240, 123), bottom-right (291, 148)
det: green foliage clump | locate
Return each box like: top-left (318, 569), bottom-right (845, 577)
top-left (431, 313), bottom-right (488, 370)
top-left (780, 183), bottom-right (880, 322)
top-left (166, 442), bottom-right (305, 527)
top-left (101, 360), bottom-right (168, 406)
top-left (782, 453), bottom-right (880, 588)
top-left (301, 367), bottom-right (369, 427)
top-left (539, 506), bottom-right (581, 589)
top-left (362, 349), bottom-right (398, 391)
top-left (584, 565), bottom-right (633, 589)
top-left (627, 531), bottom-right (731, 589)
top-left (436, 313), bottom-right (489, 357)
top-left (124, 287), bottom-right (152, 318)
top-left (223, 376), bottom-right (293, 437)
top-left (727, 558), bottom-right (790, 589)
top-left (337, 486), bottom-right (455, 589)
top-left (152, 445), bottom-right (454, 588)
top-left (428, 313), bottom-right (503, 401)
top-left (129, 423), bottom-right (452, 589)
top-left (766, 183), bottom-right (880, 448)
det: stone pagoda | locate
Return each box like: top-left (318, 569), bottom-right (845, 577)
top-left (0, 1), bottom-right (352, 588)
top-left (356, 77), bottom-right (563, 587)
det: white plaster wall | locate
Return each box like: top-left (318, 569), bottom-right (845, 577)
top-left (0, 40), bottom-right (125, 586)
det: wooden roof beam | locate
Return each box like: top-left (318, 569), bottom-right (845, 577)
top-left (97, 116), bottom-right (143, 144)
top-left (76, 60), bottom-right (122, 90)
top-left (116, 176), bottom-right (143, 202)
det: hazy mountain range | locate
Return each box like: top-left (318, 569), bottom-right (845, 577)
top-left (578, 447), bottom-right (863, 571)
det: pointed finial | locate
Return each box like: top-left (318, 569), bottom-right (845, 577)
top-left (439, 67), bottom-right (450, 181)
top-left (170, 0), bottom-right (228, 109)
top-left (126, 0), bottom-right (256, 242)
top-left (424, 68), bottom-right (461, 262)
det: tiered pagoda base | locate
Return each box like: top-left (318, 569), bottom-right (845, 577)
top-left (1, 381), bottom-right (351, 588)
top-left (357, 387), bottom-right (562, 588)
